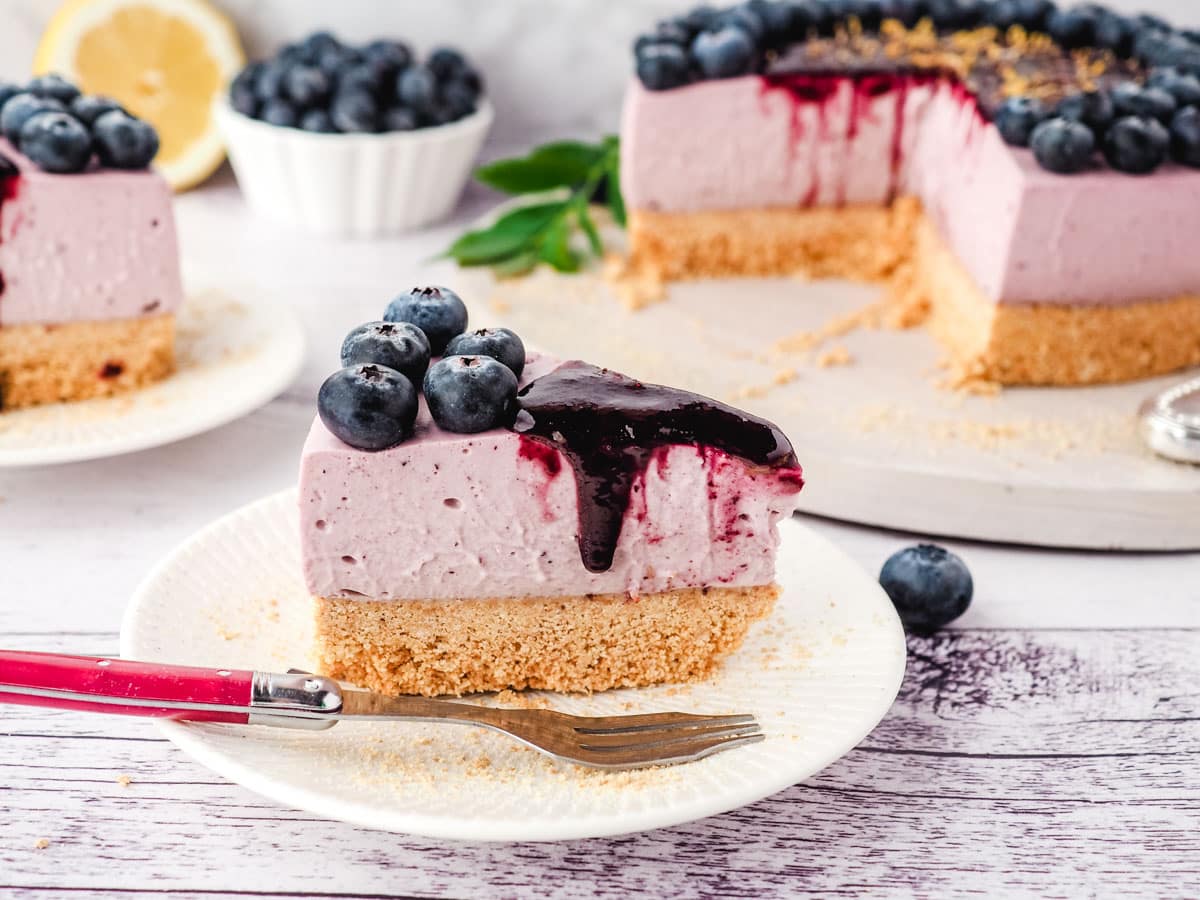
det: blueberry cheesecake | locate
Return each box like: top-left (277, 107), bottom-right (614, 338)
top-left (623, 1), bottom-right (1200, 385)
top-left (300, 287), bottom-right (804, 697)
top-left (0, 76), bottom-right (180, 410)
top-left (229, 31), bottom-right (485, 134)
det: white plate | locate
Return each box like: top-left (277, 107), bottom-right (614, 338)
top-left (120, 489), bottom-right (906, 842)
top-left (0, 289), bottom-right (304, 467)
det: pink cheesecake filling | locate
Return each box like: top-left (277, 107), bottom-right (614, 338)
top-left (299, 354), bottom-right (803, 601)
top-left (0, 139), bottom-right (184, 326)
top-left (620, 75), bottom-right (1200, 305)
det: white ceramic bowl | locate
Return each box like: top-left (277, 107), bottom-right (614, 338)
top-left (215, 98), bottom-right (494, 237)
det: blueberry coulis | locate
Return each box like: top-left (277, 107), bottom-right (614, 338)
top-left (512, 361), bottom-right (801, 573)
top-left (0, 152), bottom-right (17, 299)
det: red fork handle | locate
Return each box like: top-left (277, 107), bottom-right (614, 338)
top-left (0, 649), bottom-right (253, 723)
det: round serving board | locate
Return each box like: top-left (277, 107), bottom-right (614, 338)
top-left (445, 262), bottom-right (1200, 551)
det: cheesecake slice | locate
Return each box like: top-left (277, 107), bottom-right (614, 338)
top-left (300, 352), bottom-right (803, 697)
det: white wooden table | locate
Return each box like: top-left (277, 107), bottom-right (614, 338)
top-left (2, 170), bottom-right (1199, 899)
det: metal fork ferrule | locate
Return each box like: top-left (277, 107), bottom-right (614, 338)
top-left (247, 671), bottom-right (343, 730)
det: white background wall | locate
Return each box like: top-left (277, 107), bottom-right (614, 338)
top-left (2, 0), bottom-right (1199, 145)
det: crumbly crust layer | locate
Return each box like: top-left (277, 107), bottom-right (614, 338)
top-left (0, 314), bottom-right (175, 410)
top-left (314, 584), bottom-right (779, 697)
top-left (627, 203), bottom-right (1200, 386)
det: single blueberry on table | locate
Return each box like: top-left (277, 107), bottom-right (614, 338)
top-left (382, 105), bottom-right (418, 131)
top-left (0, 94), bottom-right (65, 144)
top-left (636, 43), bottom-right (692, 91)
top-left (92, 110), bottom-right (160, 169)
top-left (26, 74), bottom-right (80, 104)
top-left (70, 94), bottom-right (123, 126)
top-left (443, 327), bottom-right (526, 378)
top-left (383, 286), bottom-right (468, 354)
top-left (994, 95), bottom-right (1048, 147)
top-left (340, 321), bottom-right (431, 383)
top-left (299, 108), bottom-right (336, 133)
top-left (1103, 115), bottom-right (1169, 174)
top-left (1111, 82), bottom-right (1177, 124)
top-left (423, 355), bottom-right (519, 434)
top-left (318, 364), bottom-right (418, 451)
top-left (284, 64), bottom-right (332, 108)
top-left (691, 26), bottom-right (758, 79)
top-left (330, 89), bottom-right (378, 133)
top-left (879, 544), bottom-right (973, 634)
top-left (1055, 89), bottom-right (1114, 137)
top-left (1170, 106), bottom-right (1200, 167)
top-left (19, 112), bottom-right (92, 173)
top-left (1147, 68), bottom-right (1200, 108)
top-left (1030, 117), bottom-right (1095, 173)
top-left (260, 97), bottom-right (299, 128)
top-left (397, 66), bottom-right (438, 115)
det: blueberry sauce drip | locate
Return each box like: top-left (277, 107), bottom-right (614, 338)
top-left (0, 152), bottom-right (16, 301)
top-left (513, 361), bottom-right (799, 573)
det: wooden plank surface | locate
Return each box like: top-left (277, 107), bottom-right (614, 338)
top-left (3, 628), bottom-right (1196, 899)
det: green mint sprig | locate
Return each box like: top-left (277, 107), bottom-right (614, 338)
top-left (445, 136), bottom-right (625, 277)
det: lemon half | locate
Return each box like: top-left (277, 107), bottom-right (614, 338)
top-left (35, 0), bottom-right (245, 191)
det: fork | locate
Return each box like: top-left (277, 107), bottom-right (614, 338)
top-left (0, 650), bottom-right (763, 770)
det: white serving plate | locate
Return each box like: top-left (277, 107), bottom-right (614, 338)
top-left (121, 489), bottom-right (907, 842)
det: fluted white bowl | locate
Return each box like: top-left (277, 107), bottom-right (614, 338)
top-left (215, 98), bottom-right (494, 237)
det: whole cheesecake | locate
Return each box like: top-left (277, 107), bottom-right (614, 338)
top-left (300, 291), bottom-right (803, 697)
top-left (0, 80), bottom-right (179, 410)
top-left (622, 3), bottom-right (1200, 386)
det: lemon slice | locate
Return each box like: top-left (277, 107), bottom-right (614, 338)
top-left (34, 0), bottom-right (244, 191)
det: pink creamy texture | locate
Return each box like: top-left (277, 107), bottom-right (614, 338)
top-left (299, 353), bottom-right (803, 601)
top-left (0, 139), bottom-right (183, 326)
top-left (620, 75), bottom-right (1200, 305)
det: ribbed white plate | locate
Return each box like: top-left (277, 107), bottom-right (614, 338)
top-left (0, 289), bottom-right (304, 467)
top-left (120, 489), bottom-right (907, 842)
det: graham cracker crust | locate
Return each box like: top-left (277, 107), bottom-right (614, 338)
top-left (0, 314), bottom-right (175, 411)
top-left (627, 202), bottom-right (1200, 385)
top-left (314, 584), bottom-right (779, 697)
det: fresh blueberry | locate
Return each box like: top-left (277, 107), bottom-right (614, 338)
top-left (336, 64), bottom-right (386, 98)
top-left (423, 355), bottom-right (519, 434)
top-left (881, 0), bottom-right (932, 28)
top-left (1055, 89), bottom-right (1114, 137)
top-left (1103, 115), bottom-right (1169, 174)
top-left (384, 286), bottom-right (468, 354)
top-left (284, 64), bottom-right (331, 108)
top-left (299, 108), bottom-right (336, 132)
top-left (1134, 13), bottom-right (1172, 33)
top-left (70, 94), bottom-right (123, 126)
top-left (1111, 82), bottom-right (1177, 124)
top-left (341, 321), bottom-right (431, 383)
top-left (278, 41), bottom-right (315, 66)
top-left (1047, 6), bottom-right (1097, 48)
top-left (1170, 106), bottom-right (1200, 167)
top-left (680, 4), bottom-right (720, 33)
top-left (317, 45), bottom-right (362, 79)
top-left (634, 20), bottom-right (692, 54)
top-left (879, 544), bottom-right (973, 634)
top-left (18, 112), bottom-right (91, 173)
top-left (440, 80), bottom-right (478, 119)
top-left (302, 30), bottom-right (342, 59)
top-left (25, 74), bottom-right (80, 104)
top-left (329, 89), bottom-right (378, 133)
top-left (691, 26), bottom-right (758, 79)
top-left (318, 364), bottom-right (418, 451)
top-left (1093, 11), bottom-right (1135, 56)
top-left (91, 110), bottom-right (160, 169)
top-left (1030, 116), bottom-right (1095, 173)
top-left (983, 0), bottom-right (1020, 30)
top-left (363, 39), bottom-right (413, 80)
top-left (711, 5), bottom-right (766, 41)
top-left (397, 66), bottom-right (437, 115)
top-left (443, 327), bottom-right (526, 378)
top-left (0, 82), bottom-right (23, 110)
top-left (260, 97), bottom-right (299, 128)
top-left (229, 65), bottom-right (261, 117)
top-left (927, 0), bottom-right (985, 31)
top-left (427, 47), bottom-right (468, 81)
top-left (994, 95), bottom-right (1048, 146)
top-left (0, 94), bottom-right (65, 144)
top-left (381, 105), bottom-right (419, 131)
top-left (1010, 0), bottom-right (1055, 31)
top-left (1148, 68), bottom-right (1200, 108)
top-left (254, 59), bottom-right (290, 101)
top-left (636, 43), bottom-right (692, 91)
top-left (784, 0), bottom-right (824, 36)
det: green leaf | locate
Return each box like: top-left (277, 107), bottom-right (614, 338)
top-left (538, 221), bottom-right (580, 273)
top-left (445, 201), bottom-right (564, 265)
top-left (493, 250), bottom-right (540, 279)
top-left (576, 205), bottom-right (603, 257)
top-left (605, 150), bottom-right (627, 228)
top-left (475, 141), bottom-right (608, 195)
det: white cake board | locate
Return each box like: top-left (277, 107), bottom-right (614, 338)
top-left (447, 263), bottom-right (1200, 552)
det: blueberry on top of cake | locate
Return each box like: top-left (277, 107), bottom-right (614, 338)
top-left (621, 2), bottom-right (1200, 387)
top-left (300, 286), bottom-right (803, 696)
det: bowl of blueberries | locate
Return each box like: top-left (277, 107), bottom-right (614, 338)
top-left (217, 30), bottom-right (492, 238)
